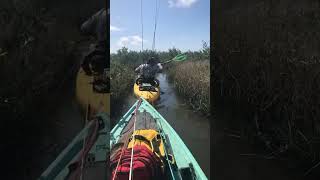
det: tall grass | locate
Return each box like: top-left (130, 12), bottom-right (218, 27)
top-left (169, 60), bottom-right (210, 114)
top-left (215, 0), bottom-right (320, 168)
top-left (167, 42), bottom-right (210, 115)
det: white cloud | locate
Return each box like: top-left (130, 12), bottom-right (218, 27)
top-left (117, 35), bottom-right (146, 47)
top-left (168, 0), bottom-right (198, 8)
top-left (130, 36), bottom-right (143, 46)
top-left (110, 25), bottom-right (122, 32)
top-left (117, 37), bottom-right (129, 47)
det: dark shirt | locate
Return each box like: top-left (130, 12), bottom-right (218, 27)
top-left (135, 63), bottom-right (163, 79)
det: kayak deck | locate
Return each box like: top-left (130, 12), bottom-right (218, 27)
top-left (111, 98), bottom-right (207, 180)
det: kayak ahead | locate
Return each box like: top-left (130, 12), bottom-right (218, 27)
top-left (110, 97), bottom-right (208, 180)
top-left (133, 82), bottom-right (160, 103)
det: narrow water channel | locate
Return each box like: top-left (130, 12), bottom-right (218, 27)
top-left (156, 73), bottom-right (211, 178)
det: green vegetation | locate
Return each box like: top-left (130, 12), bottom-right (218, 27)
top-left (110, 55), bottom-right (135, 108)
top-left (110, 47), bottom-right (157, 119)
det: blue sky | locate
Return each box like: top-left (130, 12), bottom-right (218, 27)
top-left (110, 0), bottom-right (210, 53)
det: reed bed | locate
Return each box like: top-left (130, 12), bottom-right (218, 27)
top-left (169, 60), bottom-right (210, 115)
top-left (215, 0), bottom-right (320, 170)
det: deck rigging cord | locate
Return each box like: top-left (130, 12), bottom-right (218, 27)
top-left (111, 127), bottom-right (133, 180)
top-left (129, 98), bottom-right (142, 180)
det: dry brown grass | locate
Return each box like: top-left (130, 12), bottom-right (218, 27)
top-left (169, 60), bottom-right (210, 114)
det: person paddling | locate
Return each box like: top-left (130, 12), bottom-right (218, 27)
top-left (135, 57), bottom-right (163, 86)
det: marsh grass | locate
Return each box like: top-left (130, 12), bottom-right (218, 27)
top-left (168, 60), bottom-right (210, 115)
top-left (215, 0), bottom-right (320, 167)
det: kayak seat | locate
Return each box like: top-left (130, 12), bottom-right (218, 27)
top-left (138, 83), bottom-right (158, 92)
top-left (135, 78), bottom-right (160, 87)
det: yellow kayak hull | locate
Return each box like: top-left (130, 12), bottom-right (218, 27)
top-left (133, 83), bottom-right (160, 103)
top-left (75, 68), bottom-right (110, 117)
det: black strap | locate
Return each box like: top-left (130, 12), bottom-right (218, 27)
top-left (131, 134), bottom-right (152, 147)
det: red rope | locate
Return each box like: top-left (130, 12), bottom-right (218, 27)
top-left (68, 118), bottom-right (99, 180)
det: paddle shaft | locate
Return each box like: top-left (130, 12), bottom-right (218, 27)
top-left (161, 54), bottom-right (187, 65)
top-left (161, 59), bottom-right (173, 65)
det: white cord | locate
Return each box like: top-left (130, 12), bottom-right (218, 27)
top-left (128, 99), bottom-right (141, 180)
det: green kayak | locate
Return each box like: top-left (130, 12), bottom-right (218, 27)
top-left (110, 98), bottom-right (207, 180)
top-left (39, 98), bottom-right (207, 180)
